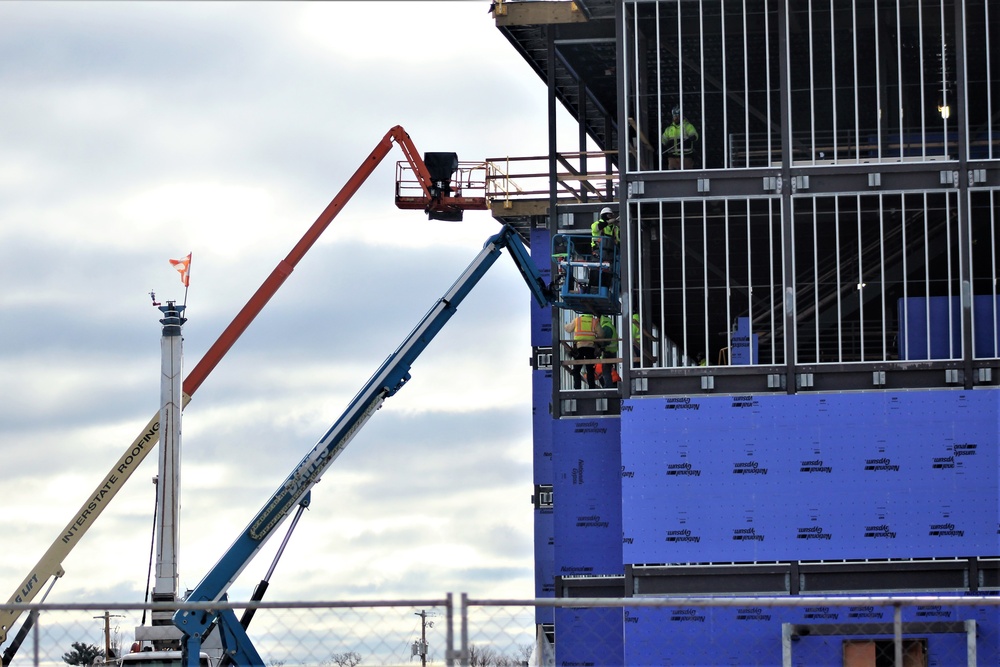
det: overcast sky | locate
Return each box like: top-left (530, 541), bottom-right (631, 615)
top-left (0, 0), bottom-right (577, 629)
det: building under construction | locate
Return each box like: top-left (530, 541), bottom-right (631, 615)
top-left (490, 0), bottom-right (1000, 664)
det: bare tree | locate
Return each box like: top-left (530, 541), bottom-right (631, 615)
top-left (109, 627), bottom-right (123, 662)
top-left (328, 651), bottom-right (363, 667)
top-left (467, 643), bottom-right (534, 667)
top-left (468, 644), bottom-right (499, 667)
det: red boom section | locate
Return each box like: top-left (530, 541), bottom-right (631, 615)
top-left (184, 126), bottom-right (420, 395)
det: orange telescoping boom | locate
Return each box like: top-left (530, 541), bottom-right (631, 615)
top-left (0, 126), bottom-right (479, 663)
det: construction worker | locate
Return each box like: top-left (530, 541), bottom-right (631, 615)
top-left (631, 313), bottom-right (642, 363)
top-left (564, 312), bottom-right (599, 389)
top-left (589, 207), bottom-right (619, 292)
top-left (662, 105), bottom-right (699, 170)
top-left (598, 314), bottom-right (619, 388)
top-left (591, 207), bottom-right (619, 252)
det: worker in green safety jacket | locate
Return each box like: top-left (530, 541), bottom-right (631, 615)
top-left (598, 314), bottom-right (619, 388)
top-left (589, 207), bottom-right (619, 292)
top-left (631, 313), bottom-right (642, 363)
top-left (591, 207), bottom-right (620, 252)
top-left (662, 105), bottom-right (699, 170)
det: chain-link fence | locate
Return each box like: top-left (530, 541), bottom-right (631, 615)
top-left (3, 594), bottom-right (998, 666)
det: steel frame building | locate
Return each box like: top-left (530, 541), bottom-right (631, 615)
top-left (494, 0), bottom-right (1000, 664)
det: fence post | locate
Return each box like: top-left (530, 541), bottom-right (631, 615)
top-left (460, 593), bottom-right (469, 667)
top-left (31, 609), bottom-right (39, 667)
top-left (445, 593), bottom-right (454, 667)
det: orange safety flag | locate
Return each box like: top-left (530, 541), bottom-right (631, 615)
top-left (169, 253), bottom-right (192, 287)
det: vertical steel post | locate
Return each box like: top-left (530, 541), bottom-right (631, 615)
top-left (954, 0), bottom-right (976, 386)
top-left (445, 593), bottom-right (454, 667)
top-left (30, 610), bottom-right (37, 667)
top-left (460, 593), bottom-right (469, 667)
top-left (152, 302), bottom-right (185, 647)
top-left (547, 24), bottom-right (563, 415)
top-left (778, 0), bottom-right (796, 389)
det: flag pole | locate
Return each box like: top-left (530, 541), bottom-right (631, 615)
top-left (168, 252), bottom-right (192, 306)
top-left (182, 253), bottom-right (191, 308)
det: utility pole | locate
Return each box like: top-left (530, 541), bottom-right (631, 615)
top-left (413, 610), bottom-right (431, 667)
top-left (94, 611), bottom-right (124, 663)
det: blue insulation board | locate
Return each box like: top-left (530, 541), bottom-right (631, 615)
top-left (552, 418), bottom-right (623, 578)
top-left (531, 356), bottom-right (555, 620)
top-left (529, 226), bottom-right (553, 347)
top-left (532, 370), bottom-right (554, 485)
top-left (530, 225), bottom-right (555, 622)
top-left (898, 295), bottom-right (1000, 359)
top-left (621, 390), bottom-right (999, 563)
top-left (533, 504), bottom-right (555, 605)
top-left (555, 607), bottom-right (624, 667)
top-left (622, 602), bottom-right (999, 666)
top-left (532, 370), bottom-right (554, 608)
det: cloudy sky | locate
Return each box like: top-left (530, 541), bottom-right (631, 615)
top-left (0, 0), bottom-right (579, 627)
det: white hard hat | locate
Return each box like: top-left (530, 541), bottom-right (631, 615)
top-left (600, 207), bottom-right (613, 217)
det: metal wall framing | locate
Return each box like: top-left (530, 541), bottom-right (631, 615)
top-left (620, 0), bottom-right (1000, 390)
top-left (624, 0), bottom-right (997, 171)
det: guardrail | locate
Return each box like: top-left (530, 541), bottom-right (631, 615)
top-left (394, 151), bottom-right (618, 212)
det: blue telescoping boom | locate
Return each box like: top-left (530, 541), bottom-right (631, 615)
top-left (173, 225), bottom-right (554, 666)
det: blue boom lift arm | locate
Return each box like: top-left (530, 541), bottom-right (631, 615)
top-left (173, 225), bottom-right (553, 666)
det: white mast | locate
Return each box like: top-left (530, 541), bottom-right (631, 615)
top-left (136, 301), bottom-right (186, 650)
top-left (155, 301), bottom-right (184, 602)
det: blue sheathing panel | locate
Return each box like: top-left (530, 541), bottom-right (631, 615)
top-left (554, 607), bottom-right (623, 667)
top-left (553, 418), bottom-right (623, 578)
top-left (621, 390), bottom-right (999, 563)
top-left (625, 605), bottom-right (795, 666)
top-left (974, 295), bottom-right (1000, 357)
top-left (624, 602), bottom-right (998, 666)
top-left (549, 418), bottom-right (624, 664)
top-left (530, 226), bottom-right (553, 347)
top-left (532, 370), bottom-right (554, 486)
top-left (533, 369), bottom-right (556, 620)
top-left (730, 316), bottom-right (758, 364)
top-left (533, 506), bottom-right (555, 600)
top-left (530, 226), bottom-right (556, 623)
top-left (530, 220), bottom-right (555, 623)
top-left (898, 296), bottom-right (962, 359)
top-left (898, 295), bottom-right (1000, 359)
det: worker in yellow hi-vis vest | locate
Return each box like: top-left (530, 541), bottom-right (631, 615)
top-left (565, 312), bottom-right (599, 389)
